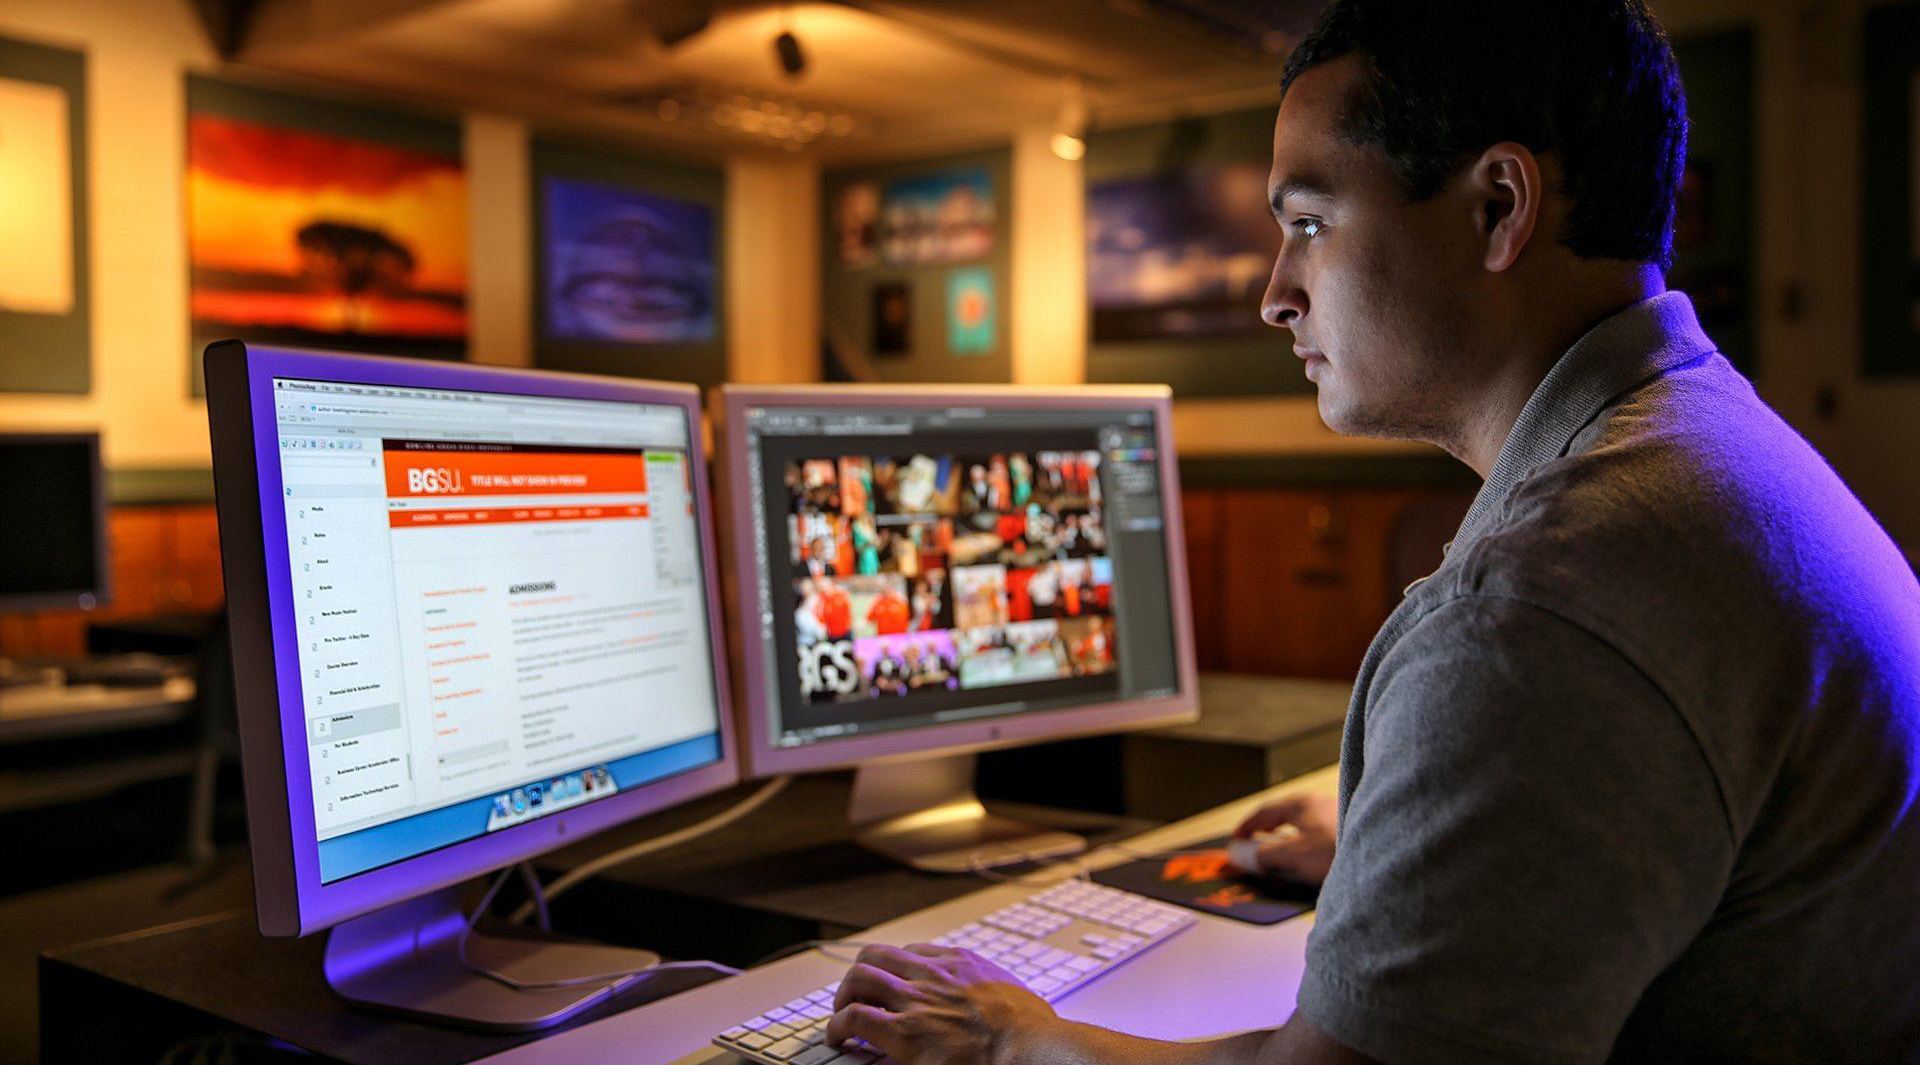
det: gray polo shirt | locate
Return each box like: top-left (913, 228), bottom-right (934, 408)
top-left (1297, 292), bottom-right (1920, 1064)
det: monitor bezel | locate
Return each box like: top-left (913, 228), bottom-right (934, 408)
top-left (207, 341), bottom-right (741, 937)
top-left (718, 383), bottom-right (1199, 779)
top-left (0, 431), bottom-right (111, 614)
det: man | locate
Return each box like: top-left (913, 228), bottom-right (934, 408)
top-left (825, 1), bottom-right (1920, 1063)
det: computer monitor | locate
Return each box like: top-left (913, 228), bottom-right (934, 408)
top-left (719, 385), bottom-right (1198, 872)
top-left (0, 432), bottom-right (109, 615)
top-left (206, 342), bottom-right (739, 1030)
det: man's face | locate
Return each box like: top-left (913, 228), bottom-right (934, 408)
top-left (1264, 57), bottom-right (1482, 441)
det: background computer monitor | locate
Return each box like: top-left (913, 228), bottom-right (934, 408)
top-left (0, 432), bottom-right (109, 615)
top-left (719, 385), bottom-right (1198, 871)
top-left (206, 342), bottom-right (739, 1029)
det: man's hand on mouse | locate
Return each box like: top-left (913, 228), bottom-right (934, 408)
top-left (1232, 792), bottom-right (1340, 885)
top-left (827, 942), bottom-right (1065, 1065)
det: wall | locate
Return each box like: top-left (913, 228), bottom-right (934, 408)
top-left (0, 0), bottom-right (213, 471)
top-left (1651, 0), bottom-right (1920, 558)
top-left (0, 0), bottom-right (821, 472)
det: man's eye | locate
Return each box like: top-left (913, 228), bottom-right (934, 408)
top-left (1291, 217), bottom-right (1324, 239)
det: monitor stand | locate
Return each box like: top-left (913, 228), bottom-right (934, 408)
top-left (323, 886), bottom-right (663, 1032)
top-left (848, 752), bottom-right (1087, 873)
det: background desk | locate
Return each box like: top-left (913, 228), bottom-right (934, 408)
top-left (40, 768), bottom-right (1336, 1065)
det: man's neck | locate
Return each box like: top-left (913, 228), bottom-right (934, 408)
top-left (1447, 264), bottom-right (1666, 477)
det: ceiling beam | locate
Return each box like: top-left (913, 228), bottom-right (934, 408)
top-left (239, 0), bottom-right (477, 57)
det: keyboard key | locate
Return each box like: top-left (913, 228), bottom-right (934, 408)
top-left (764, 1037), bottom-right (811, 1060)
top-left (1030, 976), bottom-right (1063, 994)
top-left (793, 1048), bottom-right (843, 1065)
top-left (740, 1032), bottom-right (775, 1051)
top-left (1035, 948), bottom-right (1073, 969)
top-left (745, 1017), bottom-right (774, 1030)
top-left (722, 1027), bottom-right (751, 1040)
top-left (1066, 956), bottom-right (1100, 972)
top-left (766, 1007), bottom-right (794, 1021)
top-left (787, 997), bottom-right (814, 1012)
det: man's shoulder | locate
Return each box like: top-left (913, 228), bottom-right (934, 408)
top-left (1456, 360), bottom-right (1889, 623)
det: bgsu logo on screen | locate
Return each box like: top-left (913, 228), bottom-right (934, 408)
top-left (406, 467), bottom-right (465, 494)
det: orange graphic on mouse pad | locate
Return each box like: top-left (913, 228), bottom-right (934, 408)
top-left (1161, 851), bottom-right (1233, 884)
top-left (1197, 885), bottom-right (1259, 909)
top-left (1090, 836), bottom-right (1316, 927)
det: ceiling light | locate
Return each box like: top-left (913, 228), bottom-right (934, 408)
top-left (1052, 76), bottom-right (1090, 162)
top-left (774, 30), bottom-right (806, 77)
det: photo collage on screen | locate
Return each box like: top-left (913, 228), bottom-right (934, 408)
top-left (787, 449), bottom-right (1117, 704)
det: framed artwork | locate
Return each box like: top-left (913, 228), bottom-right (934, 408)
top-left (1087, 163), bottom-right (1279, 343)
top-left (541, 176), bottom-right (716, 345)
top-left (946, 268), bottom-right (996, 356)
top-left (1864, 3), bottom-right (1920, 377)
top-left (821, 149), bottom-right (1011, 384)
top-left (880, 168), bottom-right (995, 266)
top-left (836, 181), bottom-right (881, 269)
top-left (530, 138), bottom-right (726, 386)
top-left (0, 35), bottom-right (88, 394)
top-left (1083, 108), bottom-right (1301, 396)
top-left (872, 282), bottom-right (911, 357)
top-left (186, 76), bottom-right (467, 393)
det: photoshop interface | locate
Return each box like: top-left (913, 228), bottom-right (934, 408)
top-left (744, 404), bottom-right (1180, 747)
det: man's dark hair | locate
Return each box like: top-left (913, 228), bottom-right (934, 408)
top-left (1281, 0), bottom-right (1688, 268)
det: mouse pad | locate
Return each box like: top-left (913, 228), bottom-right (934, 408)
top-left (1089, 836), bottom-right (1318, 926)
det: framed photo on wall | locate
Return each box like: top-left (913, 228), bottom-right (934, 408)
top-left (1083, 109), bottom-right (1302, 397)
top-left (1863, 3), bottom-right (1920, 377)
top-left (531, 137), bottom-right (725, 387)
top-left (0, 34), bottom-right (89, 394)
top-left (186, 76), bottom-right (468, 393)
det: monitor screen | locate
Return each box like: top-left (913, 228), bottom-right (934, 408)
top-left (268, 377), bottom-right (723, 883)
top-left (736, 399), bottom-right (1184, 751)
top-left (0, 434), bottom-right (105, 613)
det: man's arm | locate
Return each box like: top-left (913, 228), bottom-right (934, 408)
top-left (825, 943), bottom-right (1382, 1065)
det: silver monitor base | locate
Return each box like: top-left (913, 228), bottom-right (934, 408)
top-left (323, 887), bottom-right (661, 1032)
top-left (848, 753), bottom-right (1087, 874)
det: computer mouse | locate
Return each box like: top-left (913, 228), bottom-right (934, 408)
top-left (1227, 837), bottom-right (1263, 875)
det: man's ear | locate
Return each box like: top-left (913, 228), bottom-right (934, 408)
top-left (1469, 141), bottom-right (1543, 273)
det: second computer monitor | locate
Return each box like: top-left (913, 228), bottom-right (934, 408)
top-left (721, 385), bottom-right (1197, 869)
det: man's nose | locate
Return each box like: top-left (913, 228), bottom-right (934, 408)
top-left (1262, 259), bottom-right (1305, 328)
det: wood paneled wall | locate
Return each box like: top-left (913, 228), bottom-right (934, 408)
top-left (1183, 486), bottom-right (1473, 679)
top-left (0, 504), bottom-right (223, 657)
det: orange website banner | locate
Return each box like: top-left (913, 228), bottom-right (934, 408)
top-left (384, 449), bottom-right (649, 498)
top-left (388, 504), bottom-right (650, 529)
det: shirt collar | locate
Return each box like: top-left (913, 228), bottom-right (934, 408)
top-left (1451, 290), bottom-right (1719, 548)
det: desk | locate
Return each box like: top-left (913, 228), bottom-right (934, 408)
top-left (535, 772), bottom-right (1157, 948)
top-left (0, 676), bottom-right (195, 744)
top-left (498, 766), bottom-right (1336, 1064)
top-left (39, 767), bottom-right (1336, 1065)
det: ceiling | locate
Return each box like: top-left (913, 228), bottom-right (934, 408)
top-left (214, 0), bottom-right (1319, 165)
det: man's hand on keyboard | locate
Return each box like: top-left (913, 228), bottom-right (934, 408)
top-left (826, 942), bottom-right (1061, 1065)
top-left (1232, 792), bottom-right (1340, 885)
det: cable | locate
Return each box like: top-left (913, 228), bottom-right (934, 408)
top-left (509, 775), bottom-right (792, 925)
top-left (459, 865), bottom-right (743, 992)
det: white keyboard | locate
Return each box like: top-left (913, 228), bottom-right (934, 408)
top-left (712, 880), bottom-right (1198, 1065)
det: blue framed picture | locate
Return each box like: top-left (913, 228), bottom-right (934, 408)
top-left (542, 175), bottom-right (716, 345)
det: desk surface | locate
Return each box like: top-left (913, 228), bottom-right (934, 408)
top-left (489, 765), bottom-right (1338, 1065)
top-left (39, 767), bottom-right (1336, 1065)
top-left (0, 676), bottom-right (195, 743)
top-left (538, 772), bottom-right (1156, 937)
